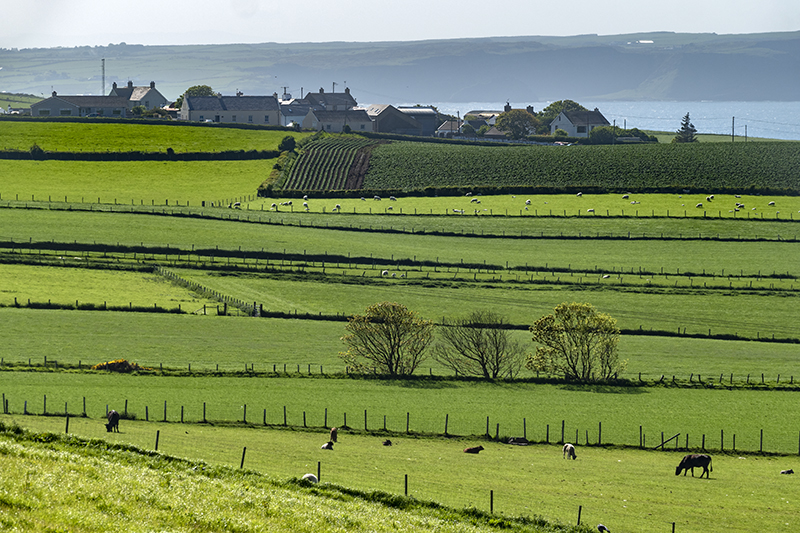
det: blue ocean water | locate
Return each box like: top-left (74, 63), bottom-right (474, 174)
top-left (413, 101), bottom-right (800, 141)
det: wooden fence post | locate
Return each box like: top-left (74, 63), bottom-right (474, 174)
top-left (404, 474), bottom-right (408, 496)
top-left (444, 414), bottom-right (449, 436)
top-left (490, 490), bottom-right (494, 514)
top-left (240, 447), bottom-right (247, 469)
top-left (155, 430), bottom-right (160, 451)
top-left (523, 418), bottom-right (527, 440)
top-left (577, 505), bottom-right (582, 526)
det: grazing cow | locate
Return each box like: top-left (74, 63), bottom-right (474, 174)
top-left (383, 439), bottom-right (393, 446)
top-left (464, 445), bottom-right (484, 454)
top-left (329, 427), bottom-right (338, 443)
top-left (675, 454), bottom-right (712, 478)
top-left (106, 410), bottom-right (120, 433)
top-left (321, 441), bottom-right (334, 450)
top-left (563, 443), bottom-right (577, 460)
top-left (780, 469), bottom-right (794, 474)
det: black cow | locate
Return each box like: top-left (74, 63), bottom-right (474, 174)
top-left (675, 454), bottom-right (712, 478)
top-left (464, 445), bottom-right (484, 454)
top-left (106, 410), bottom-right (120, 433)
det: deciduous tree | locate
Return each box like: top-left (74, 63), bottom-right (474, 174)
top-left (340, 302), bottom-right (434, 376)
top-left (174, 85), bottom-right (216, 110)
top-left (526, 302), bottom-right (625, 382)
top-left (433, 311), bottom-right (525, 379)
top-left (495, 109), bottom-right (539, 139)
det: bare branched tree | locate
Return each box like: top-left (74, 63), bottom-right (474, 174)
top-left (339, 302), bottom-right (434, 376)
top-left (433, 310), bottom-right (526, 379)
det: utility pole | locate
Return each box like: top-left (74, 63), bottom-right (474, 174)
top-left (732, 116), bottom-right (735, 142)
top-left (332, 81), bottom-right (337, 93)
top-left (101, 58), bottom-right (105, 95)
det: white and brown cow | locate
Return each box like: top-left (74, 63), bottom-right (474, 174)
top-left (563, 443), bottom-right (577, 459)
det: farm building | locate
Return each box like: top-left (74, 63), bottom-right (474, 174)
top-left (108, 81), bottom-right (169, 110)
top-left (397, 106), bottom-right (442, 136)
top-left (302, 109), bottom-right (373, 133)
top-left (303, 87), bottom-right (358, 111)
top-left (364, 104), bottom-right (423, 135)
top-left (550, 108), bottom-right (610, 137)
top-left (30, 92), bottom-right (130, 118)
top-left (180, 93), bottom-right (280, 125)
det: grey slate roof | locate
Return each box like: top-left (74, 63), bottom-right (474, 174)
top-left (185, 95), bottom-right (279, 112)
top-left (562, 109), bottom-right (610, 126)
top-left (44, 95), bottom-right (130, 107)
top-left (310, 109), bottom-right (371, 122)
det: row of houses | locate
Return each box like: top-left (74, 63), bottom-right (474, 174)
top-left (29, 82), bottom-right (610, 138)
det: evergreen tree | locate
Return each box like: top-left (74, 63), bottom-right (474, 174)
top-left (673, 112), bottom-right (698, 143)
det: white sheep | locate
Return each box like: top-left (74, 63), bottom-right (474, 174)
top-left (389, 196), bottom-right (397, 201)
top-left (525, 199), bottom-right (531, 205)
top-left (303, 195), bottom-right (308, 200)
top-left (302, 473), bottom-right (318, 483)
top-left (271, 203), bottom-right (277, 209)
top-left (696, 203), bottom-right (703, 208)
top-left (576, 192), bottom-right (582, 197)
top-left (381, 270), bottom-right (389, 276)
top-left (587, 208), bottom-right (594, 213)
top-left (768, 201), bottom-right (775, 206)
top-left (622, 194), bottom-right (629, 199)
top-left (374, 195), bottom-right (381, 201)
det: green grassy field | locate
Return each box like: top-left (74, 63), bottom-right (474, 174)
top-left (3, 373), bottom-right (799, 454)
top-left (0, 121), bottom-right (310, 152)
top-left (4, 417), bottom-right (797, 533)
top-left (0, 160), bottom-right (272, 205)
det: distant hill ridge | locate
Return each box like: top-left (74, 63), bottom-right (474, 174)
top-left (1, 31), bottom-right (798, 102)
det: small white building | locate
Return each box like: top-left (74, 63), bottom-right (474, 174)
top-left (302, 109), bottom-right (373, 133)
top-left (550, 108), bottom-right (610, 137)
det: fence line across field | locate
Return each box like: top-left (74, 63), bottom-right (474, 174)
top-left (4, 394), bottom-right (800, 455)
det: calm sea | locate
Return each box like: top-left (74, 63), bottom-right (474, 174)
top-left (407, 101), bottom-right (800, 141)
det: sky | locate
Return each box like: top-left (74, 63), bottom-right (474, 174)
top-left (3, 0), bottom-right (799, 49)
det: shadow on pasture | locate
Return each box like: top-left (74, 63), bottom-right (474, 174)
top-left (558, 384), bottom-right (648, 394)
top-left (385, 379), bottom-right (460, 389)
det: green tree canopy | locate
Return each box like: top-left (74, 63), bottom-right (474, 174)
top-left (278, 135), bottom-right (296, 152)
top-left (537, 100), bottom-right (588, 125)
top-left (494, 109), bottom-right (539, 139)
top-left (526, 302), bottom-right (625, 382)
top-left (175, 85), bottom-right (216, 110)
top-left (339, 302), bottom-right (435, 376)
top-left (461, 123), bottom-right (476, 137)
top-left (673, 112), bottom-right (698, 143)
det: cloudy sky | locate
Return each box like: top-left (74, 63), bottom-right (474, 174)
top-left (3, 0), bottom-right (798, 48)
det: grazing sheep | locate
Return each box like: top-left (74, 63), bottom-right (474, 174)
top-left (735, 194), bottom-right (742, 198)
top-left (335, 204), bottom-right (341, 210)
top-left (769, 201), bottom-right (776, 206)
top-left (374, 195), bottom-right (381, 201)
top-left (706, 196), bottom-right (712, 202)
top-left (271, 203), bottom-right (277, 209)
top-left (330, 427), bottom-right (338, 442)
top-left (602, 274), bottom-right (610, 279)
top-left (675, 454), bottom-right (712, 478)
top-left (303, 202), bottom-right (308, 207)
top-left (302, 473), bottom-right (318, 483)
top-left (525, 199), bottom-right (531, 205)
top-left (383, 439), bottom-right (393, 446)
top-left (389, 196), bottom-right (397, 201)
top-left (598, 525), bottom-right (610, 533)
top-left (321, 441), bottom-right (334, 450)
top-left (232, 201), bottom-right (241, 209)
top-left (470, 197), bottom-right (479, 203)
top-left (453, 209), bottom-right (464, 214)
top-left (622, 194), bottom-right (629, 199)
top-left (464, 446), bottom-right (484, 454)
top-left (303, 195), bottom-right (308, 200)
top-left (576, 192), bottom-right (582, 197)
top-left (587, 208), bottom-right (594, 213)
top-left (361, 197), bottom-right (366, 201)
top-left (506, 437), bottom-right (529, 446)
top-left (780, 469), bottom-right (794, 474)
top-left (106, 410), bottom-right (120, 433)
top-left (563, 443), bottom-right (577, 459)
top-left (696, 203), bottom-right (703, 208)
top-left (381, 270), bottom-right (389, 276)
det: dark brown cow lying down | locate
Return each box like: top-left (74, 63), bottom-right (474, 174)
top-left (464, 445), bottom-right (484, 454)
top-left (106, 410), bottom-right (120, 433)
top-left (675, 454), bottom-right (712, 478)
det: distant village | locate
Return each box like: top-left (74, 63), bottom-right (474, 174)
top-left (24, 81), bottom-right (612, 140)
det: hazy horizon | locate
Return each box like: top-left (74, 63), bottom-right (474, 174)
top-left (3, 0), bottom-right (798, 49)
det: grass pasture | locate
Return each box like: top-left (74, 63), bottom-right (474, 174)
top-left (0, 160), bottom-right (273, 205)
top-left (3, 416), bottom-right (798, 533)
top-left (0, 120), bottom-right (310, 153)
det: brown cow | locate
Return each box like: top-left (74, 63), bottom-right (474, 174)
top-left (330, 427), bottom-right (338, 443)
top-left (675, 454), bottom-right (712, 478)
top-left (106, 410), bottom-right (120, 433)
top-left (464, 445), bottom-right (484, 454)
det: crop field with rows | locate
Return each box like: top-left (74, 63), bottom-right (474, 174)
top-left (283, 136), bottom-right (376, 191)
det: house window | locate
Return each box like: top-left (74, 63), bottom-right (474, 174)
top-left (60, 109), bottom-right (72, 116)
top-left (326, 124), bottom-right (331, 131)
top-left (112, 109), bottom-right (121, 116)
top-left (38, 109), bottom-right (50, 116)
top-left (248, 115), bottom-right (253, 123)
top-left (199, 115), bottom-right (204, 121)
top-left (232, 115), bottom-right (237, 122)
top-left (577, 126), bottom-right (587, 133)
top-left (264, 115), bottom-right (269, 123)
top-left (360, 124), bottom-right (365, 130)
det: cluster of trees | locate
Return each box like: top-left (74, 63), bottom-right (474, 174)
top-left (339, 301), bottom-right (625, 383)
